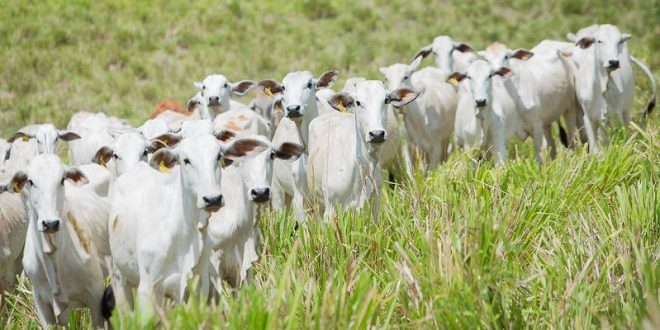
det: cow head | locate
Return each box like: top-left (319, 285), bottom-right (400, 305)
top-left (194, 74), bottom-right (257, 119)
top-left (478, 42), bottom-right (534, 71)
top-left (449, 60), bottom-right (512, 118)
top-left (93, 131), bottom-right (180, 176)
top-left (6, 155), bottom-right (88, 251)
top-left (138, 118), bottom-right (170, 140)
top-left (149, 134), bottom-right (268, 212)
top-left (570, 24), bottom-right (631, 72)
top-left (8, 124), bottom-right (80, 155)
top-left (380, 57), bottom-right (423, 91)
top-left (413, 36), bottom-right (475, 74)
top-left (329, 80), bottom-right (419, 145)
top-left (257, 70), bottom-right (338, 121)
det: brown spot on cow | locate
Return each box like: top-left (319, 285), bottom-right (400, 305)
top-left (68, 213), bottom-right (90, 254)
top-left (226, 121), bottom-right (242, 132)
top-left (150, 100), bottom-right (190, 119)
top-left (238, 115), bottom-right (248, 121)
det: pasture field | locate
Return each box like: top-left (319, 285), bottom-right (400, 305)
top-left (0, 0), bottom-right (658, 328)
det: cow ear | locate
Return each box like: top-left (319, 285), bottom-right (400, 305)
top-left (447, 72), bottom-right (467, 85)
top-left (412, 45), bottom-right (432, 61)
top-left (152, 133), bottom-right (181, 148)
top-left (494, 67), bottom-right (512, 77)
top-left (222, 138), bottom-right (269, 161)
top-left (511, 49), bottom-right (534, 60)
top-left (257, 80), bottom-right (284, 94)
top-left (576, 37), bottom-right (596, 49)
top-left (214, 130), bottom-right (236, 142)
top-left (274, 142), bottom-right (304, 161)
top-left (92, 147), bottom-right (114, 167)
top-left (149, 149), bottom-right (178, 173)
top-left (187, 96), bottom-right (200, 112)
top-left (387, 87), bottom-right (420, 108)
top-left (478, 50), bottom-right (486, 58)
top-left (64, 168), bottom-right (89, 186)
top-left (620, 34), bottom-right (632, 43)
top-left (328, 92), bottom-right (355, 112)
top-left (7, 132), bottom-right (31, 143)
top-left (379, 67), bottom-right (388, 76)
top-left (194, 81), bottom-right (203, 90)
top-left (9, 172), bottom-right (28, 193)
top-left (58, 131), bottom-right (81, 141)
top-left (454, 43), bottom-right (473, 53)
top-left (409, 56), bottom-right (423, 72)
top-left (231, 80), bottom-right (257, 96)
top-left (566, 32), bottom-right (577, 42)
top-left (316, 70), bottom-right (339, 89)
top-left (272, 97), bottom-right (283, 113)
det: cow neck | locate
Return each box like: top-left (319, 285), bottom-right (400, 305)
top-left (177, 168), bottom-right (211, 284)
top-left (294, 96), bottom-right (319, 150)
top-left (583, 45), bottom-right (609, 99)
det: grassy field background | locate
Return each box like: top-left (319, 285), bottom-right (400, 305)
top-left (0, 0), bottom-right (658, 328)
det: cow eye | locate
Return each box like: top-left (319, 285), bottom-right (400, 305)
top-left (114, 154), bottom-right (120, 160)
top-left (202, 85), bottom-right (206, 90)
top-left (142, 150), bottom-right (148, 157)
top-left (60, 177), bottom-right (65, 185)
top-left (28, 179), bottom-right (34, 186)
top-left (403, 75), bottom-right (409, 80)
top-left (270, 151), bottom-right (276, 160)
top-left (224, 83), bottom-right (229, 88)
top-left (356, 101), bottom-right (362, 107)
top-left (504, 54), bottom-right (510, 59)
top-left (183, 159), bottom-right (191, 165)
top-left (307, 82), bottom-right (313, 89)
top-left (597, 40), bottom-right (603, 44)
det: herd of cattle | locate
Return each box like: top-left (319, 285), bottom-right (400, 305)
top-left (0, 23), bottom-right (656, 327)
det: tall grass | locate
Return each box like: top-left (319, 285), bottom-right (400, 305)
top-left (0, 0), bottom-right (658, 329)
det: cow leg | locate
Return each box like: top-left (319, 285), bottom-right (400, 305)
top-left (493, 136), bottom-right (508, 165)
top-left (33, 294), bottom-right (56, 328)
top-left (440, 138), bottom-right (450, 163)
top-left (531, 125), bottom-right (545, 164)
top-left (111, 270), bottom-right (134, 314)
top-left (136, 279), bottom-right (157, 319)
top-left (401, 141), bottom-right (415, 182)
top-left (87, 290), bottom-right (106, 328)
top-left (563, 111), bottom-right (577, 149)
top-left (544, 126), bottom-right (557, 160)
top-left (292, 189), bottom-right (306, 222)
top-left (582, 113), bottom-right (599, 153)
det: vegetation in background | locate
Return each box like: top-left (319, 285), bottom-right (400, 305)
top-left (0, 0), bottom-right (658, 328)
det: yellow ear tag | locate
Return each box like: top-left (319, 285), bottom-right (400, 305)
top-left (449, 78), bottom-right (459, 87)
top-left (12, 182), bottom-right (20, 193)
top-left (337, 102), bottom-right (347, 113)
top-left (159, 160), bottom-right (170, 174)
top-left (22, 136), bottom-right (29, 142)
top-left (264, 87), bottom-right (273, 97)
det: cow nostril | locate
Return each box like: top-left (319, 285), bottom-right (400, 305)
top-left (608, 60), bottom-right (620, 68)
top-left (209, 96), bottom-right (220, 102)
top-left (475, 99), bottom-right (487, 107)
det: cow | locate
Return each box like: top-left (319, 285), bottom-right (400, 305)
top-left (0, 177), bottom-right (28, 301)
top-left (257, 70), bottom-right (339, 221)
top-left (108, 133), bottom-right (267, 318)
top-left (380, 57), bottom-right (457, 172)
top-left (2, 154), bottom-right (110, 327)
top-left (208, 135), bottom-right (303, 290)
top-left (449, 60), bottom-right (530, 164)
top-left (307, 80), bottom-right (419, 221)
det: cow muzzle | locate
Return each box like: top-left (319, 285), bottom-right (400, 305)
top-left (250, 187), bottom-right (271, 203)
top-left (202, 194), bottom-right (224, 212)
top-left (475, 99), bottom-right (487, 108)
top-left (607, 60), bottom-right (620, 70)
top-left (368, 130), bottom-right (386, 144)
top-left (42, 219), bottom-right (60, 233)
top-left (208, 96), bottom-right (221, 106)
top-left (286, 105), bottom-right (303, 118)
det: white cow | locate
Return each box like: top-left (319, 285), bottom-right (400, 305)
top-left (0, 178), bottom-right (27, 298)
top-left (138, 118), bottom-right (171, 140)
top-left (567, 24), bottom-right (657, 151)
top-left (499, 40), bottom-right (580, 162)
top-left (108, 133), bottom-right (267, 317)
top-left (3, 154), bottom-right (110, 327)
top-left (380, 57), bottom-right (457, 171)
top-left (413, 35), bottom-right (479, 74)
top-left (208, 136), bottom-right (303, 289)
top-left (8, 123), bottom-right (80, 155)
top-left (450, 60), bottom-right (530, 164)
top-left (257, 70), bottom-right (339, 221)
top-left (307, 80), bottom-right (419, 221)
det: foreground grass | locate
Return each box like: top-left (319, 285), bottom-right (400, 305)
top-left (1, 0), bottom-right (658, 328)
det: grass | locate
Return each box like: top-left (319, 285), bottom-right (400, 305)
top-left (1, 0), bottom-right (658, 329)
